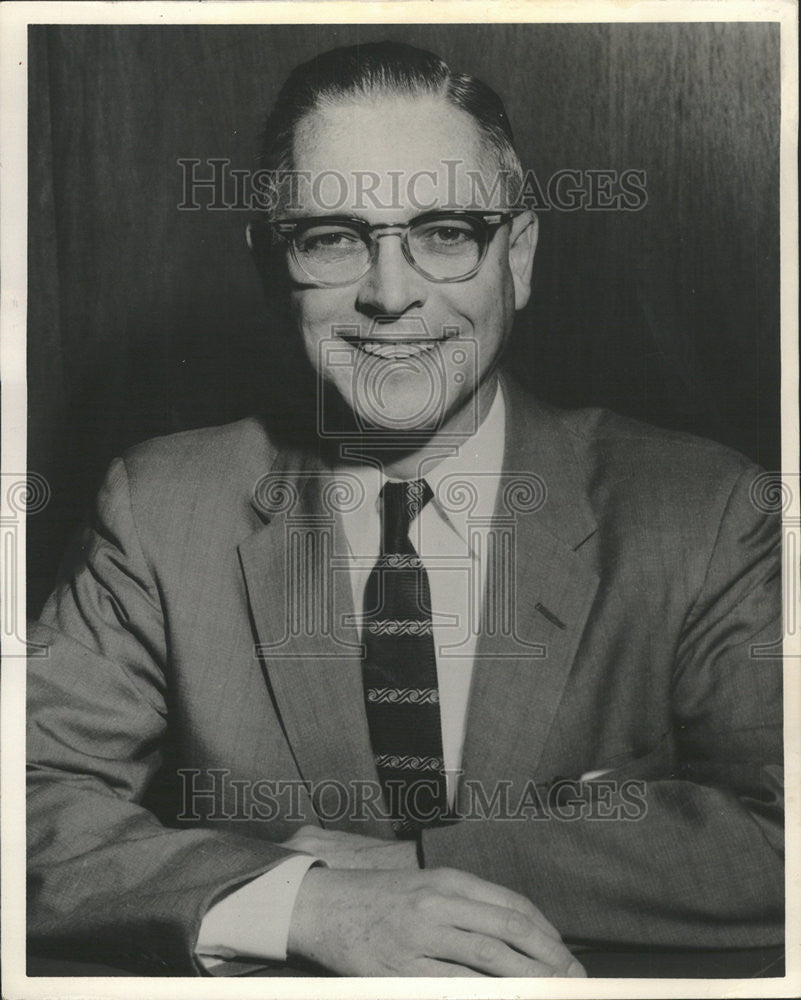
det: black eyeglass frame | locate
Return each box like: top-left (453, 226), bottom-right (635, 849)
top-left (260, 209), bottom-right (522, 286)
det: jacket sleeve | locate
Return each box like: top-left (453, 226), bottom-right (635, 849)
top-left (420, 465), bottom-right (784, 949)
top-left (27, 457), bottom-right (298, 975)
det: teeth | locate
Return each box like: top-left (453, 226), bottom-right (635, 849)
top-left (354, 341), bottom-right (440, 359)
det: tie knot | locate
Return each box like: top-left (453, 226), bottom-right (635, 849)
top-left (380, 479), bottom-right (433, 553)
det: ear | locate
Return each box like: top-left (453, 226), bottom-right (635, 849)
top-left (246, 219), bottom-right (276, 275)
top-left (508, 211), bottom-right (538, 310)
top-left (246, 220), bottom-right (269, 263)
top-left (245, 220), bottom-right (265, 270)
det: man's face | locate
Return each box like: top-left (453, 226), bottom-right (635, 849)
top-left (284, 94), bottom-right (537, 438)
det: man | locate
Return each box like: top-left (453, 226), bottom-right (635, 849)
top-left (27, 41), bottom-right (783, 977)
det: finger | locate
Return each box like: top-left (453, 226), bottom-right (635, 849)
top-left (295, 829), bottom-right (353, 846)
top-left (438, 897), bottom-right (577, 974)
top-left (432, 928), bottom-right (561, 977)
top-left (316, 827), bottom-right (389, 845)
top-left (314, 829), bottom-right (369, 843)
top-left (432, 868), bottom-right (562, 941)
top-left (283, 826), bottom-right (323, 847)
top-left (320, 849), bottom-right (364, 869)
top-left (312, 832), bottom-right (390, 854)
top-left (414, 958), bottom-right (488, 977)
top-left (285, 836), bottom-right (324, 855)
top-left (286, 827), bottom-right (372, 854)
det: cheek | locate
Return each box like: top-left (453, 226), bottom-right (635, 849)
top-left (450, 268), bottom-right (514, 343)
top-left (291, 291), bottom-right (350, 353)
top-left (489, 268), bottom-right (515, 335)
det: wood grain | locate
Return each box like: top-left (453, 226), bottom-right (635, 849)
top-left (27, 24), bottom-right (780, 612)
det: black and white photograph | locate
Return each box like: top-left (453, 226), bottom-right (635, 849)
top-left (1, 1), bottom-right (798, 994)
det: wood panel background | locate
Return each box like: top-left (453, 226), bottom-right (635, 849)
top-left (27, 22), bottom-right (781, 614)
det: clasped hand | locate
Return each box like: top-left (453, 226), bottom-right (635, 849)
top-left (283, 825), bottom-right (585, 978)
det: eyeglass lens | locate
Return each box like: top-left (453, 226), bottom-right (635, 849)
top-left (292, 216), bottom-right (485, 282)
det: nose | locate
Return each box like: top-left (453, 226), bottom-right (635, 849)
top-left (354, 232), bottom-right (427, 318)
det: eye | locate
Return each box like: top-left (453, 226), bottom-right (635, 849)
top-left (413, 220), bottom-right (478, 254)
top-left (297, 226), bottom-right (364, 255)
top-left (311, 232), bottom-right (358, 249)
top-left (429, 226), bottom-right (471, 244)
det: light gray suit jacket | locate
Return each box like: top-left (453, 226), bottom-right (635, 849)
top-left (27, 377), bottom-right (784, 974)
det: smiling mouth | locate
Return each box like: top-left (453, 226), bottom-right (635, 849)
top-left (339, 319), bottom-right (456, 359)
top-left (344, 338), bottom-right (446, 359)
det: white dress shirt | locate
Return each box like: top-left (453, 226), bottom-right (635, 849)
top-left (196, 383), bottom-right (506, 970)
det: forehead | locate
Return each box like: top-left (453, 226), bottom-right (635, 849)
top-left (289, 94), bottom-right (497, 216)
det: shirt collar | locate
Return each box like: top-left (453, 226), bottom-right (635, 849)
top-left (424, 381), bottom-right (506, 546)
top-left (336, 380), bottom-right (506, 552)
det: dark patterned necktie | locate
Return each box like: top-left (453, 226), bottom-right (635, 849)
top-left (361, 478), bottom-right (448, 836)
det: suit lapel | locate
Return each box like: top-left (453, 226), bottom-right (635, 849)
top-left (238, 379), bottom-right (599, 826)
top-left (459, 378), bottom-right (600, 797)
top-left (238, 448), bottom-right (391, 835)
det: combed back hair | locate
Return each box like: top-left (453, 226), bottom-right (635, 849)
top-left (260, 40), bottom-right (523, 213)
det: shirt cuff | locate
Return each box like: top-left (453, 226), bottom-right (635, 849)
top-left (196, 853), bottom-right (322, 967)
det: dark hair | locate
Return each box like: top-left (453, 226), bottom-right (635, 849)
top-left (260, 40), bottom-right (523, 211)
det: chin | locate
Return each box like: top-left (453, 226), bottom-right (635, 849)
top-left (345, 371), bottom-right (452, 435)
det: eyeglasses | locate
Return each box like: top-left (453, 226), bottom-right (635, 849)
top-left (260, 210), bottom-right (519, 286)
